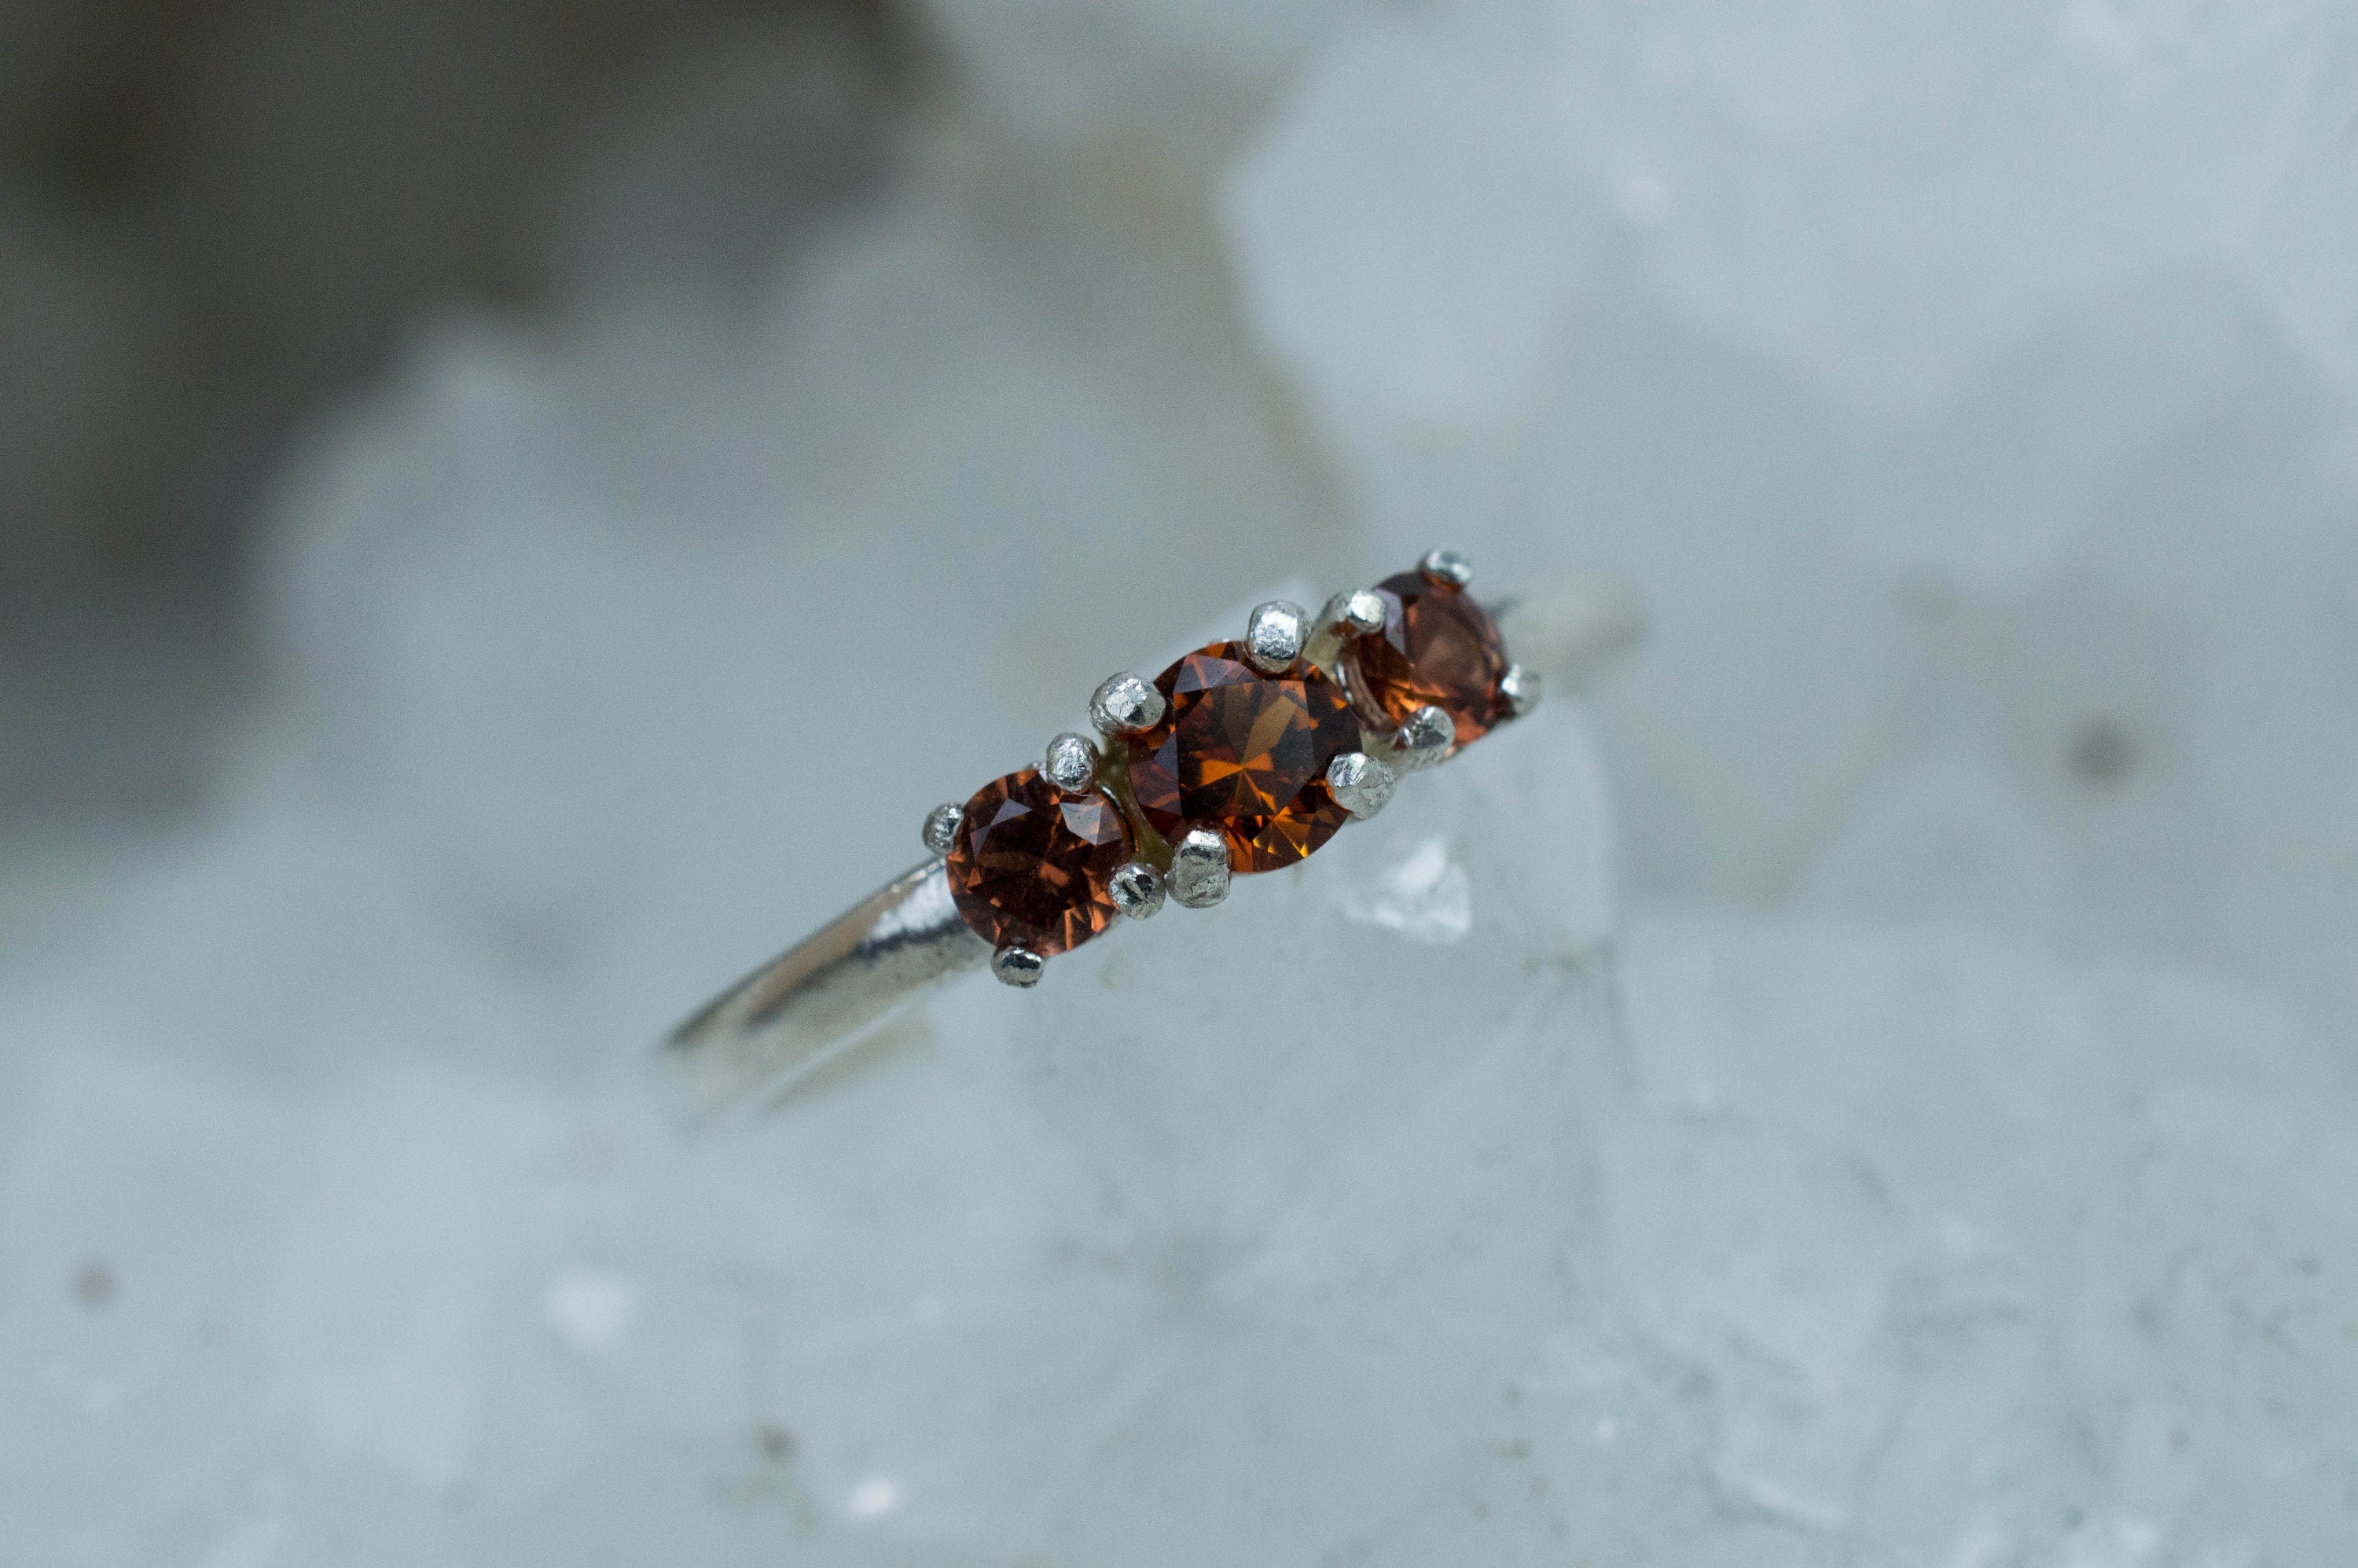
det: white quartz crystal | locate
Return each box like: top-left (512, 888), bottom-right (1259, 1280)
top-left (6, 1), bottom-right (2358, 1561)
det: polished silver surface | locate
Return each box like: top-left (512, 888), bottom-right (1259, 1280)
top-left (1089, 672), bottom-right (1166, 736)
top-left (1245, 600), bottom-right (1310, 674)
top-left (1043, 731), bottom-right (1100, 793)
top-left (992, 946), bottom-right (1046, 987)
top-left (921, 800), bottom-right (964, 855)
top-left (1326, 751), bottom-right (1397, 818)
top-left (1498, 662), bottom-right (1544, 719)
top-left (1109, 861), bottom-right (1166, 920)
top-left (1389, 703), bottom-right (1457, 770)
top-left (1419, 547), bottom-right (1475, 587)
top-left (1169, 825), bottom-right (1232, 909)
top-left (664, 857), bottom-right (989, 1108)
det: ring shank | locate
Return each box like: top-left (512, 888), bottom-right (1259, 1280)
top-left (663, 858), bottom-right (990, 1111)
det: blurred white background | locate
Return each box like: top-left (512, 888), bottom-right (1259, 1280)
top-left (2, 1), bottom-right (2355, 1562)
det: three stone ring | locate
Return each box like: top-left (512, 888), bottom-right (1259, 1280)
top-left (665, 549), bottom-right (1543, 1104)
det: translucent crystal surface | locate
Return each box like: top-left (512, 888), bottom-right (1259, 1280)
top-left (6, 2), bottom-right (2358, 1562)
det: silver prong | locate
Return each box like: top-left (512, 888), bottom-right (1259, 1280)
top-left (992, 946), bottom-right (1046, 987)
top-left (1109, 861), bottom-right (1166, 920)
top-left (1043, 732), bottom-right (1100, 793)
top-left (1245, 600), bottom-right (1310, 674)
top-left (1331, 589), bottom-right (1387, 636)
top-left (1090, 672), bottom-right (1166, 736)
top-left (1168, 825), bottom-right (1232, 909)
top-left (1420, 548), bottom-right (1474, 587)
top-left (1325, 751), bottom-right (1396, 818)
top-left (1390, 703), bottom-right (1456, 771)
top-left (921, 800), bottom-right (964, 855)
top-left (1497, 663), bottom-right (1543, 719)
top-left (1306, 588), bottom-right (1387, 670)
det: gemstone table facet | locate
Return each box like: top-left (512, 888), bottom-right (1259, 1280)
top-left (1126, 642), bottom-right (1360, 872)
top-left (946, 769), bottom-right (1133, 954)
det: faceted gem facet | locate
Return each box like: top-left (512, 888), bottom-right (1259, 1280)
top-left (945, 769), bottom-right (1133, 954)
top-left (1343, 571), bottom-right (1511, 744)
top-left (1125, 642), bottom-right (1360, 872)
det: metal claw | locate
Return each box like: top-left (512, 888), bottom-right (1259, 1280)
top-left (1044, 732), bottom-right (1100, 792)
top-left (1419, 548), bottom-right (1474, 588)
top-left (1090, 673), bottom-right (1166, 736)
top-left (1109, 861), bottom-right (1166, 920)
top-left (992, 946), bottom-right (1047, 987)
top-left (921, 801), bottom-right (964, 854)
top-left (1326, 751), bottom-right (1397, 818)
top-left (1305, 588), bottom-right (1387, 671)
top-left (1497, 663), bottom-right (1543, 720)
top-left (1245, 600), bottom-right (1310, 674)
top-left (1390, 704), bottom-right (1456, 771)
top-left (1169, 825), bottom-right (1232, 909)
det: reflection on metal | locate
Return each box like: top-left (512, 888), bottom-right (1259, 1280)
top-left (663, 857), bottom-right (988, 1114)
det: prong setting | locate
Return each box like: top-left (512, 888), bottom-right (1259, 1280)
top-left (1090, 672), bottom-right (1166, 736)
top-left (694, 556), bottom-right (1555, 1034)
top-left (992, 946), bottom-right (1047, 987)
top-left (921, 800), bottom-right (964, 855)
top-left (1109, 861), bottom-right (1166, 920)
top-left (1306, 588), bottom-right (1388, 671)
top-left (1168, 825), bottom-right (1233, 909)
top-left (1497, 663), bottom-right (1543, 719)
top-left (1332, 589), bottom-right (1387, 636)
top-left (1245, 600), bottom-right (1311, 674)
top-left (1043, 731), bottom-right (1100, 793)
top-left (1390, 703), bottom-right (1457, 771)
top-left (1325, 751), bottom-right (1396, 818)
top-left (1419, 548), bottom-right (1474, 588)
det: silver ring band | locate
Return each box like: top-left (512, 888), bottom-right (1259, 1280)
top-left (663, 858), bottom-right (985, 1109)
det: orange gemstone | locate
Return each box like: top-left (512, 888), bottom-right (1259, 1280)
top-left (945, 769), bottom-right (1132, 954)
top-left (1343, 571), bottom-right (1509, 744)
top-left (1125, 642), bottom-right (1360, 872)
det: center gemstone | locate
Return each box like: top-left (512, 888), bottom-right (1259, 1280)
top-left (1125, 641), bottom-right (1361, 873)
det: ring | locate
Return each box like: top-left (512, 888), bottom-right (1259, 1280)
top-left (666, 549), bottom-right (1545, 1101)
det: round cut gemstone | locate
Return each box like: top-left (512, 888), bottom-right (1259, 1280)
top-left (1343, 571), bottom-right (1510, 744)
top-left (1126, 642), bottom-right (1360, 872)
top-left (945, 769), bottom-right (1133, 954)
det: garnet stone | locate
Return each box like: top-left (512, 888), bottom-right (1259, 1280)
top-left (1126, 642), bottom-right (1361, 872)
top-left (1343, 571), bottom-right (1510, 744)
top-left (946, 769), bottom-right (1132, 954)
